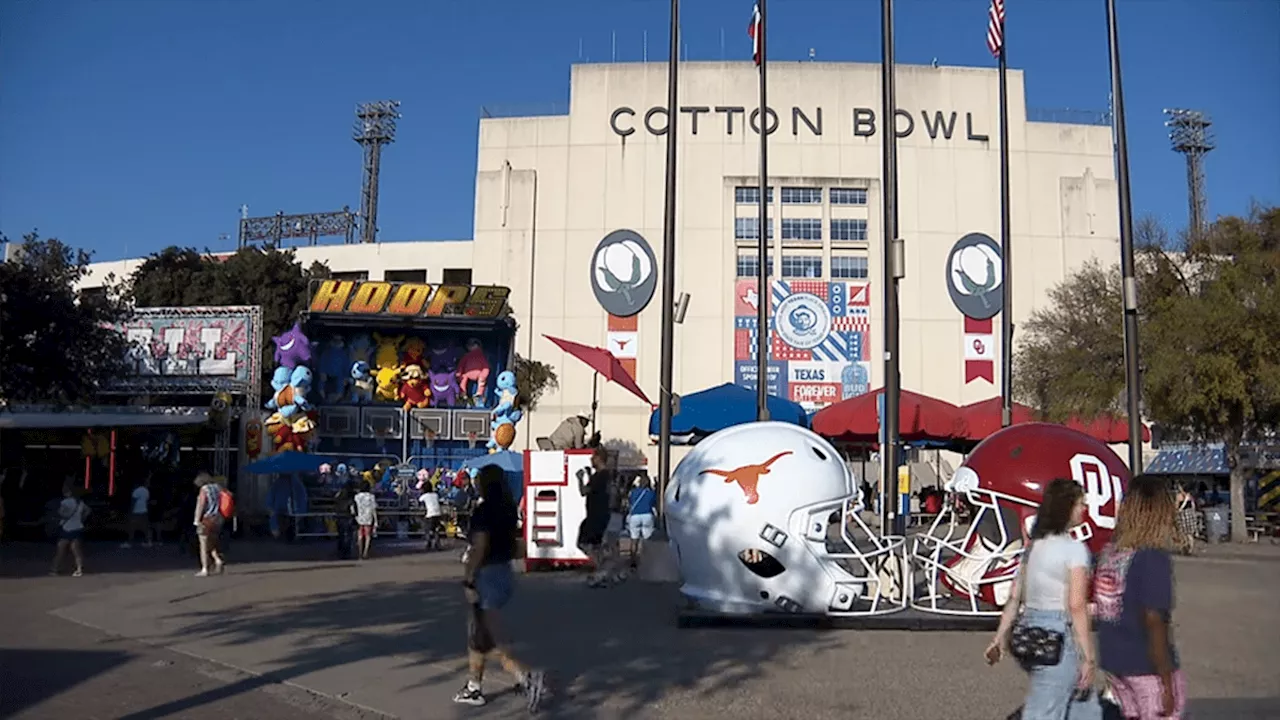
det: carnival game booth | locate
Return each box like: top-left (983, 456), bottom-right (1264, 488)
top-left (251, 279), bottom-right (519, 542)
top-left (647, 383), bottom-right (808, 446)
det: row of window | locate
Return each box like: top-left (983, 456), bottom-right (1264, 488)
top-left (734, 186), bottom-right (868, 206)
top-left (329, 268), bottom-right (473, 284)
top-left (733, 217), bottom-right (868, 241)
top-left (735, 255), bottom-right (869, 280)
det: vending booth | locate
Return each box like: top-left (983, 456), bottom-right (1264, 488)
top-left (523, 449), bottom-right (594, 570)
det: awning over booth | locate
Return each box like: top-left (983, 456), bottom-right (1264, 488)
top-left (647, 383), bottom-right (807, 443)
top-left (811, 388), bottom-right (965, 444)
top-left (1146, 444), bottom-right (1228, 475)
top-left (0, 407), bottom-right (210, 429)
top-left (244, 450), bottom-right (337, 474)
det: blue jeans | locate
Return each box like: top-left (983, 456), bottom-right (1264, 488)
top-left (1020, 609), bottom-right (1102, 720)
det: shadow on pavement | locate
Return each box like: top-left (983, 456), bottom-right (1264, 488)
top-left (120, 570), bottom-right (840, 718)
top-left (0, 648), bottom-right (134, 717)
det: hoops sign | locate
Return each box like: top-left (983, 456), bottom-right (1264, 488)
top-left (1069, 453), bottom-right (1125, 530)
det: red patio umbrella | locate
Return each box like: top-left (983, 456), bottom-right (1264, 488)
top-left (542, 335), bottom-right (653, 432)
top-left (812, 388), bottom-right (966, 444)
top-left (959, 397), bottom-right (1038, 442)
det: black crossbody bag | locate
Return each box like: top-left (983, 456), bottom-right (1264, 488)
top-left (1008, 541), bottom-right (1065, 669)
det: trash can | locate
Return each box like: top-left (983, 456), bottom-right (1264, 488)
top-left (1204, 506), bottom-right (1228, 543)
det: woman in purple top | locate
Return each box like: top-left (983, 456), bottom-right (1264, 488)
top-left (1094, 475), bottom-right (1185, 719)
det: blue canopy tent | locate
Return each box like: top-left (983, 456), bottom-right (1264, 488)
top-left (244, 450), bottom-right (337, 475)
top-left (647, 383), bottom-right (808, 445)
top-left (461, 450), bottom-right (526, 502)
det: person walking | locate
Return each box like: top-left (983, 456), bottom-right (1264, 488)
top-left (334, 481), bottom-right (356, 560)
top-left (624, 474), bottom-right (658, 571)
top-left (1174, 484), bottom-right (1197, 556)
top-left (576, 447), bottom-right (616, 588)
top-left (453, 465), bottom-right (547, 712)
top-left (419, 480), bottom-right (443, 551)
top-left (353, 480), bottom-right (378, 560)
top-left (122, 476), bottom-right (153, 548)
top-left (1095, 475), bottom-right (1186, 719)
top-left (985, 478), bottom-right (1102, 720)
top-left (50, 481), bottom-right (89, 577)
top-left (193, 472), bottom-right (226, 577)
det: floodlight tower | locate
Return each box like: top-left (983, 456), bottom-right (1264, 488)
top-left (1163, 108), bottom-right (1214, 237)
top-left (354, 100), bottom-right (401, 244)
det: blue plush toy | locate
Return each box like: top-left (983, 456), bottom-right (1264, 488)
top-left (264, 366), bottom-right (291, 411)
top-left (317, 335), bottom-right (349, 402)
top-left (350, 361), bottom-right (374, 404)
top-left (348, 334), bottom-right (373, 366)
top-left (266, 365), bottom-right (313, 418)
top-left (487, 370), bottom-right (524, 451)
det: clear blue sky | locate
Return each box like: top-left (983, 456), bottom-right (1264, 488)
top-left (1, 0), bottom-right (1276, 262)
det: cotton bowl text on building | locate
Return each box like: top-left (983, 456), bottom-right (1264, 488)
top-left (80, 61), bottom-right (1122, 457)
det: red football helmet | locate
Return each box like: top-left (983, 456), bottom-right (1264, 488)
top-left (911, 423), bottom-right (1129, 616)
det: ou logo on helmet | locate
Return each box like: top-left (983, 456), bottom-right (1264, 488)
top-left (1070, 453), bottom-right (1125, 530)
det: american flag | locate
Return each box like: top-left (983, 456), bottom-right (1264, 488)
top-left (748, 2), bottom-right (763, 66)
top-left (986, 0), bottom-right (1005, 57)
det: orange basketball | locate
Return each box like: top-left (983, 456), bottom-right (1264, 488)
top-left (494, 423), bottom-right (516, 449)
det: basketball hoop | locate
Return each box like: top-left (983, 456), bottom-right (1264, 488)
top-left (467, 430), bottom-right (478, 449)
top-left (374, 426), bottom-right (389, 448)
top-left (424, 425), bottom-right (437, 448)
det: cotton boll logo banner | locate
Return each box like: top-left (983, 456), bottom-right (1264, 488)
top-left (590, 229), bottom-right (657, 318)
top-left (945, 232), bottom-right (1003, 320)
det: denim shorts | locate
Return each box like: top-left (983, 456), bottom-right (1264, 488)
top-left (476, 562), bottom-right (514, 611)
top-left (1020, 608), bottom-right (1102, 720)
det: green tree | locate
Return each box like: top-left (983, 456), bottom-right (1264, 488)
top-left (514, 354), bottom-right (558, 411)
top-left (128, 246), bottom-right (330, 396)
top-left (1015, 208), bottom-right (1280, 542)
top-left (0, 233), bottom-right (131, 405)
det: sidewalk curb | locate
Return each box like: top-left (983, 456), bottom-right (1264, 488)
top-left (48, 606), bottom-right (399, 720)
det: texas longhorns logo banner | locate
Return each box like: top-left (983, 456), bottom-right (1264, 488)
top-left (701, 451), bottom-right (793, 504)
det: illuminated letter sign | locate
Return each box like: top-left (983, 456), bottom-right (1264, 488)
top-left (308, 280), bottom-right (511, 319)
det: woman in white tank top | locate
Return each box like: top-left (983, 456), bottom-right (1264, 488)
top-left (985, 478), bottom-right (1102, 720)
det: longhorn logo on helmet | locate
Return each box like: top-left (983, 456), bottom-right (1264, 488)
top-left (1069, 453), bottom-right (1125, 530)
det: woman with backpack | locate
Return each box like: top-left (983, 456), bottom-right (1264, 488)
top-left (50, 481), bottom-right (89, 577)
top-left (193, 472), bottom-right (228, 577)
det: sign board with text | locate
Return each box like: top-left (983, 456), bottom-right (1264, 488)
top-left (307, 280), bottom-right (511, 320)
top-left (106, 306), bottom-right (263, 395)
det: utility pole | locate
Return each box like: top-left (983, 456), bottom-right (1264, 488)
top-left (879, 0), bottom-right (904, 535)
top-left (354, 101), bottom-right (400, 245)
top-left (656, 0), bottom-right (680, 514)
top-left (752, 0), bottom-right (771, 422)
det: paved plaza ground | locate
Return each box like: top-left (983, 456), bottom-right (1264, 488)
top-left (1, 538), bottom-right (1278, 720)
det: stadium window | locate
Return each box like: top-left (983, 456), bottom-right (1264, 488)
top-left (831, 255), bottom-right (870, 279)
top-left (781, 218), bottom-right (823, 241)
top-left (734, 217), bottom-right (774, 240)
top-left (442, 268), bottom-right (473, 285)
top-left (780, 187), bottom-right (822, 205)
top-left (781, 255), bottom-right (823, 279)
top-left (331, 270), bottom-right (370, 282)
top-left (830, 188), bottom-right (868, 206)
top-left (736, 254), bottom-right (775, 278)
top-left (384, 269), bottom-right (427, 283)
top-left (734, 186), bottom-right (774, 205)
top-left (830, 218), bottom-right (869, 242)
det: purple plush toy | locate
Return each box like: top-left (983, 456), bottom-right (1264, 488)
top-left (273, 322), bottom-right (312, 369)
top-left (427, 368), bottom-right (462, 407)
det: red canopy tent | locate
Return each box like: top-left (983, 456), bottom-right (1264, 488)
top-left (812, 388), bottom-right (966, 444)
top-left (957, 397), bottom-right (1151, 445)
top-left (1066, 414), bottom-right (1151, 444)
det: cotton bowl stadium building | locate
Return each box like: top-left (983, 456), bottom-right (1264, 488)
top-left (81, 61), bottom-right (1121, 456)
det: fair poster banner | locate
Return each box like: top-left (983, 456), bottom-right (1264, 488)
top-left (732, 278), bottom-right (872, 410)
top-left (106, 306), bottom-right (263, 395)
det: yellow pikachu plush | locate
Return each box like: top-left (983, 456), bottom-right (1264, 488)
top-left (375, 366), bottom-right (401, 402)
top-left (372, 332), bottom-right (405, 371)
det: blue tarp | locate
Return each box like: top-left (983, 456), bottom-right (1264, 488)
top-left (460, 451), bottom-right (525, 502)
top-left (244, 451), bottom-right (338, 475)
top-left (647, 383), bottom-right (808, 438)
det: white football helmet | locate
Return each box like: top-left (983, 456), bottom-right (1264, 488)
top-left (665, 422), bottom-right (907, 616)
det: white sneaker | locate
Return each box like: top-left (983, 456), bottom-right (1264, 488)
top-left (195, 569), bottom-right (209, 577)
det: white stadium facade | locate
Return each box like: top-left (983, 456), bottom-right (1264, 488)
top-left (80, 61), bottom-right (1123, 459)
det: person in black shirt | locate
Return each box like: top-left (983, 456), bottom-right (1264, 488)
top-left (454, 466), bottom-right (546, 712)
top-left (576, 447), bottom-right (618, 588)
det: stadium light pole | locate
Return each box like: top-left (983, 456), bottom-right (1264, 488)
top-left (1104, 0), bottom-right (1144, 471)
top-left (656, 0), bottom-right (680, 515)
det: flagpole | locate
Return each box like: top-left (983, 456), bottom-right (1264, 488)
top-left (656, 0), bottom-right (681, 514)
top-left (755, 0), bottom-right (771, 422)
top-left (1104, 0), bottom-right (1144, 471)
top-left (997, 39), bottom-right (1013, 427)
top-left (879, 0), bottom-right (903, 536)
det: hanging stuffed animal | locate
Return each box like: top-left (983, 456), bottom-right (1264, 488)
top-left (267, 366), bottom-right (313, 418)
top-left (272, 322), bottom-right (312, 370)
top-left (456, 338), bottom-right (491, 407)
top-left (427, 339), bottom-right (461, 374)
top-left (350, 361), bottom-right (375, 404)
top-left (428, 367), bottom-right (462, 407)
top-left (317, 335), bottom-right (349, 402)
top-left (375, 366), bottom-right (401, 403)
top-left (348, 334), bottom-right (373, 366)
top-left (487, 370), bottom-right (524, 452)
top-left (398, 364), bottom-right (432, 410)
top-left (372, 333), bottom-right (405, 371)
top-left (402, 337), bottom-right (427, 368)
